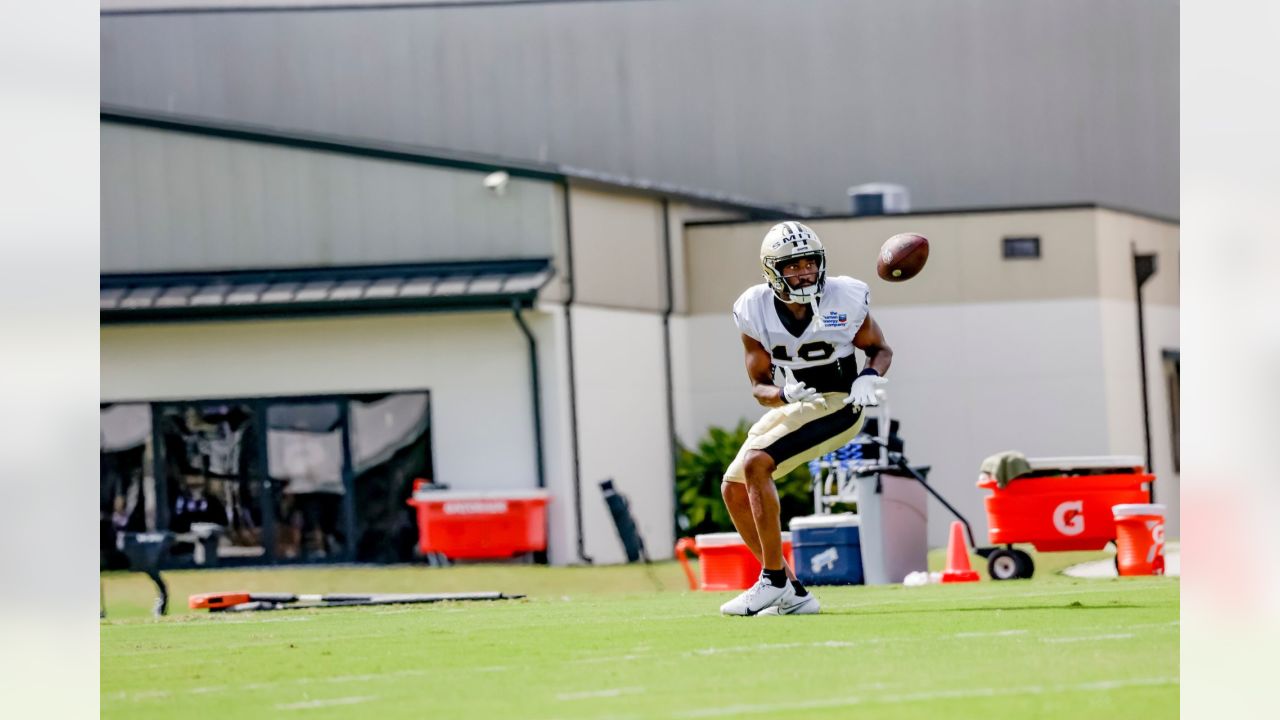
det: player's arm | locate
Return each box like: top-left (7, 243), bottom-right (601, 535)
top-left (742, 334), bottom-right (825, 407)
top-left (853, 312), bottom-right (892, 376)
top-left (742, 334), bottom-right (787, 407)
top-left (844, 313), bottom-right (892, 406)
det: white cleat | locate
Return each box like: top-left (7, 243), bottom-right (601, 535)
top-left (719, 577), bottom-right (789, 616)
top-left (757, 583), bottom-right (820, 615)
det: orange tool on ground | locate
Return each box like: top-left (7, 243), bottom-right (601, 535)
top-left (189, 591), bottom-right (523, 612)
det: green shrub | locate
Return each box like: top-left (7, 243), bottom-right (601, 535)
top-left (674, 420), bottom-right (815, 538)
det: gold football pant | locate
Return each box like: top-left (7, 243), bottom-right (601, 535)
top-left (723, 393), bottom-right (865, 483)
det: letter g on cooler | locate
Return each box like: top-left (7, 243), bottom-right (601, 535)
top-left (1052, 500), bottom-right (1085, 536)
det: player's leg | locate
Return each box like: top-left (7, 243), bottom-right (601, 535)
top-left (720, 400), bottom-right (858, 616)
top-left (722, 480), bottom-right (804, 583)
top-left (719, 432), bottom-right (789, 615)
top-left (752, 395), bottom-right (865, 614)
top-left (721, 413), bottom-right (777, 568)
top-left (721, 480), bottom-right (763, 561)
top-left (742, 450), bottom-right (785, 570)
top-left (717, 455), bottom-right (796, 616)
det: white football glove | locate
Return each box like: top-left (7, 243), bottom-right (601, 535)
top-left (781, 380), bottom-right (823, 405)
top-left (843, 373), bottom-right (888, 407)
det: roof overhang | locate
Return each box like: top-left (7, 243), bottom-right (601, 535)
top-left (101, 258), bottom-right (554, 324)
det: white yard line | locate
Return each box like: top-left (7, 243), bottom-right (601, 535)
top-left (110, 629), bottom-right (396, 656)
top-left (1041, 633), bottom-right (1136, 643)
top-left (1122, 620), bottom-right (1180, 629)
top-left (110, 670), bottom-right (427, 700)
top-left (671, 676), bottom-right (1178, 718)
top-left (829, 580), bottom-right (1175, 611)
top-left (952, 629), bottom-right (1028, 638)
top-left (568, 654), bottom-right (648, 664)
top-left (116, 616), bottom-right (316, 629)
top-left (570, 639), bottom-right (874, 665)
top-left (276, 695), bottom-right (377, 710)
top-left (557, 687), bottom-right (645, 701)
top-left (690, 640), bottom-right (861, 656)
top-left (566, 620), bottom-right (1172, 666)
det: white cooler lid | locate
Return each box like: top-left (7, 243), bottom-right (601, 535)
top-left (695, 531), bottom-right (792, 548)
top-left (1026, 456), bottom-right (1145, 471)
top-left (411, 489), bottom-right (549, 502)
top-left (1112, 503), bottom-right (1166, 518)
top-left (789, 513), bottom-right (860, 530)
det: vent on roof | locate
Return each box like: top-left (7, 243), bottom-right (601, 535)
top-left (847, 183), bottom-right (910, 216)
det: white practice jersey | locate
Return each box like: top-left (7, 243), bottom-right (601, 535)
top-left (732, 276), bottom-right (871, 372)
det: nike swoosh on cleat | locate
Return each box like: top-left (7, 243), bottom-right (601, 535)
top-left (783, 597), bottom-right (817, 613)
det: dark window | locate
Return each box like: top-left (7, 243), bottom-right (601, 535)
top-left (99, 390), bottom-right (432, 569)
top-left (1002, 236), bottom-right (1041, 259)
top-left (100, 403), bottom-right (155, 570)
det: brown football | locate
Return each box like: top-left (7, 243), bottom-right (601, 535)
top-left (876, 233), bottom-right (930, 282)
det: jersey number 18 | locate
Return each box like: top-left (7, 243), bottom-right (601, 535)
top-left (771, 341), bottom-right (835, 362)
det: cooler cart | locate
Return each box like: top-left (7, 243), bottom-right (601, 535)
top-left (977, 456), bottom-right (1154, 580)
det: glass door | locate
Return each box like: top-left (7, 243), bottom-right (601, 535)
top-left (266, 400), bottom-right (352, 562)
top-left (155, 401), bottom-right (268, 565)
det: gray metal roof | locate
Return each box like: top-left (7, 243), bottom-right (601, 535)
top-left (100, 0), bottom-right (1179, 220)
top-left (101, 258), bottom-right (554, 322)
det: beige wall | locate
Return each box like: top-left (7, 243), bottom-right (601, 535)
top-left (678, 207), bottom-right (1180, 546)
top-left (1098, 300), bottom-right (1181, 539)
top-left (1145, 306), bottom-right (1180, 538)
top-left (535, 193), bottom-right (743, 562)
top-left (570, 305), bottom-right (674, 562)
top-left (686, 208), bottom-right (1104, 313)
top-left (525, 304), bottom-right (578, 566)
top-left (567, 185), bottom-right (666, 311)
top-left (1095, 208), bottom-right (1180, 306)
top-left (1093, 209), bottom-right (1180, 536)
top-left (674, 299), bottom-right (1118, 548)
top-left (666, 202), bottom-right (744, 315)
top-left (539, 183), bottom-right (570, 306)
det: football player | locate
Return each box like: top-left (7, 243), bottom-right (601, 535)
top-left (719, 221), bottom-right (892, 616)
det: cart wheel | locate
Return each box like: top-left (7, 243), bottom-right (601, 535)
top-left (1011, 549), bottom-right (1035, 580)
top-left (988, 549), bottom-right (1021, 580)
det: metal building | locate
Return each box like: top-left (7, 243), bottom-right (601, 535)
top-left (99, 0), bottom-right (1179, 565)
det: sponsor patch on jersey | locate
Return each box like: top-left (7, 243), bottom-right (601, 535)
top-left (821, 311), bottom-right (848, 327)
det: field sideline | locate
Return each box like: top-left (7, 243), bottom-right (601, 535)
top-left (101, 549), bottom-right (1178, 719)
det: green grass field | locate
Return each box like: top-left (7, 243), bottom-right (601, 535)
top-left (101, 549), bottom-right (1178, 719)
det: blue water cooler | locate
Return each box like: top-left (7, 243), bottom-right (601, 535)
top-left (789, 513), bottom-right (863, 585)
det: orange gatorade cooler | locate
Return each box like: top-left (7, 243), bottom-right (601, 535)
top-left (675, 532), bottom-right (795, 591)
top-left (1112, 503), bottom-right (1166, 576)
top-left (977, 456), bottom-right (1153, 552)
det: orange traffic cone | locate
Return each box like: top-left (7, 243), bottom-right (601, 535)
top-left (941, 521), bottom-right (981, 583)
